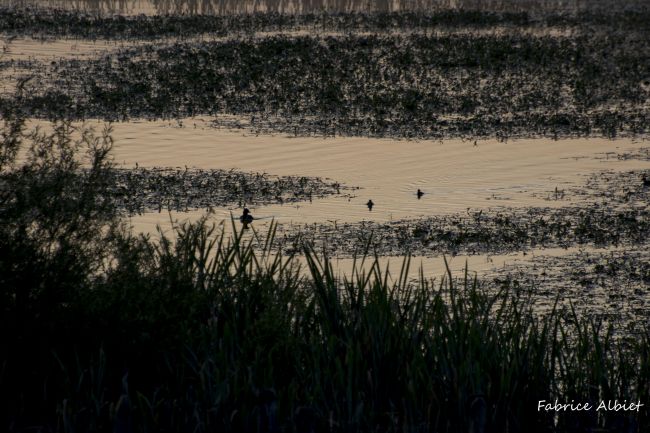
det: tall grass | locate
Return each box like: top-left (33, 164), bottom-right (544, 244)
top-left (1, 117), bottom-right (649, 432)
top-left (4, 222), bottom-right (650, 432)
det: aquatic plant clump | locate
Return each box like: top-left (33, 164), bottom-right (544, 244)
top-left (105, 165), bottom-right (351, 213)
top-left (10, 26), bottom-right (650, 139)
top-left (484, 246), bottom-right (650, 333)
top-left (282, 203), bottom-right (650, 257)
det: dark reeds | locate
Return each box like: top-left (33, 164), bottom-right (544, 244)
top-left (3, 212), bottom-right (650, 432)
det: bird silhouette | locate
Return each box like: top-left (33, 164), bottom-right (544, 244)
top-left (240, 208), bottom-right (253, 228)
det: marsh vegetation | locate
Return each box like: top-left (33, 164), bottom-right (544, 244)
top-left (2, 1), bottom-right (650, 432)
top-left (1, 4), bottom-right (650, 140)
top-left (107, 165), bottom-right (351, 214)
top-left (4, 0), bottom-right (650, 15)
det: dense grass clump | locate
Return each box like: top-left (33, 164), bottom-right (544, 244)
top-left (1, 117), bottom-right (650, 432)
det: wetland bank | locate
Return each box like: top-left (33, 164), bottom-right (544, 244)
top-left (2, 1), bottom-right (650, 432)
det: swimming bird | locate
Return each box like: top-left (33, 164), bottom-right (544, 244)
top-left (240, 208), bottom-right (254, 227)
top-left (417, 189), bottom-right (424, 199)
top-left (366, 200), bottom-right (374, 211)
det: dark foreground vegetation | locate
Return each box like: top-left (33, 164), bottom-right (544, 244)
top-left (2, 115), bottom-right (650, 433)
top-left (2, 6), bottom-right (650, 140)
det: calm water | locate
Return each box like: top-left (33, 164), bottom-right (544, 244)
top-left (72, 117), bottom-right (648, 239)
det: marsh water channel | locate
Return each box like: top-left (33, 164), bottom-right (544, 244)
top-left (91, 118), bottom-right (650, 331)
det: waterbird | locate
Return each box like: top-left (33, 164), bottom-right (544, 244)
top-left (240, 208), bottom-right (253, 222)
top-left (366, 200), bottom-right (374, 211)
top-left (240, 208), bottom-right (254, 229)
top-left (417, 189), bottom-right (424, 199)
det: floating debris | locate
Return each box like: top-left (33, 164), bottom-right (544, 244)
top-left (533, 169), bottom-right (650, 205)
top-left (594, 146), bottom-right (650, 162)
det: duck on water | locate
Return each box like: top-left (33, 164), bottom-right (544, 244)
top-left (240, 208), bottom-right (254, 228)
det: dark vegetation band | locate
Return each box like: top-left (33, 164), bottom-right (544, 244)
top-left (3, 14), bottom-right (649, 140)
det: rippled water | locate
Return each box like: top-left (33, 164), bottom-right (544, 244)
top-left (20, 117), bottom-right (650, 238)
top-left (100, 119), bottom-right (649, 221)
